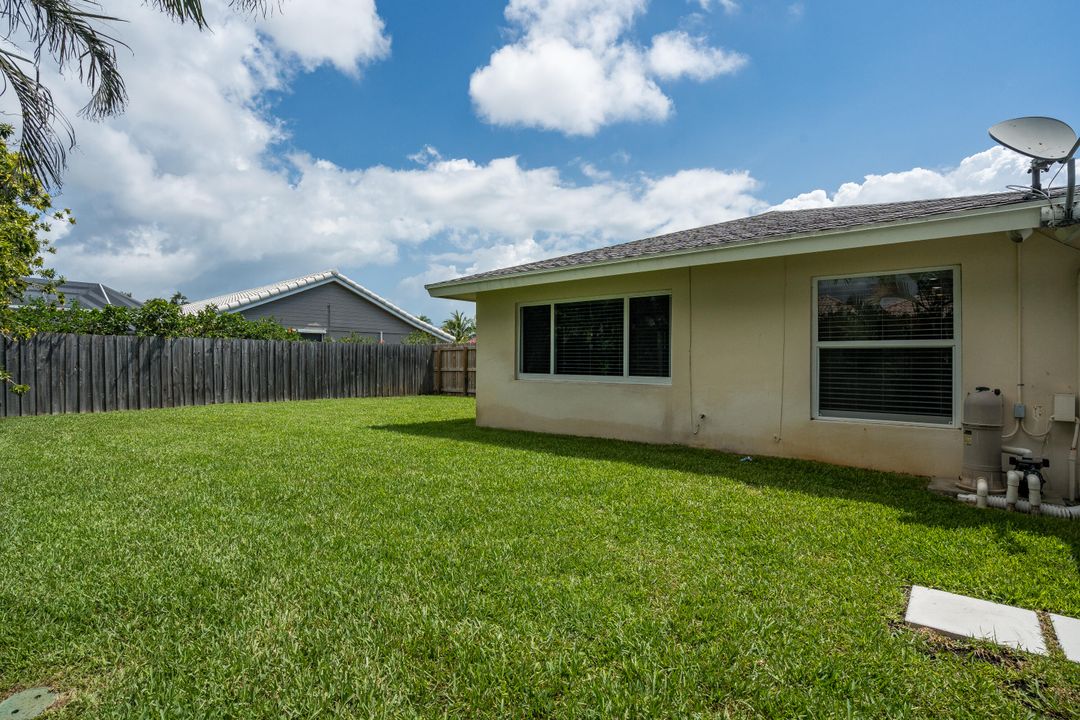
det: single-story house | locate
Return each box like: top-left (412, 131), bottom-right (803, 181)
top-left (16, 278), bottom-right (143, 310)
top-left (184, 269), bottom-right (452, 343)
top-left (427, 190), bottom-right (1080, 501)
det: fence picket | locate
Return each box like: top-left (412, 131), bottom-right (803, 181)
top-left (149, 338), bottom-right (162, 409)
top-left (0, 335), bottom-right (443, 417)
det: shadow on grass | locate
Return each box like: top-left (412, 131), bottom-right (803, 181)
top-left (375, 418), bottom-right (1080, 575)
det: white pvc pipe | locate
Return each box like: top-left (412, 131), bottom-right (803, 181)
top-left (976, 478), bottom-right (988, 508)
top-left (1027, 474), bottom-right (1042, 515)
top-left (1002, 445), bottom-right (1034, 458)
top-left (1006, 470), bottom-right (1021, 511)
top-left (1003, 240), bottom-right (1024, 440)
top-left (1070, 420), bottom-right (1079, 504)
top-left (958, 493), bottom-right (1080, 519)
top-left (1076, 270), bottom-right (1080, 501)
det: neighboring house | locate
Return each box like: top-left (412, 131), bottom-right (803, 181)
top-left (184, 269), bottom-right (452, 344)
top-left (16, 278), bottom-right (143, 310)
top-left (428, 190), bottom-right (1080, 500)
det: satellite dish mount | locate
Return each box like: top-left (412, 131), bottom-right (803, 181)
top-left (989, 116), bottom-right (1080, 220)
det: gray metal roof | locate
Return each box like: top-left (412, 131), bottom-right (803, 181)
top-left (184, 269), bottom-right (453, 341)
top-left (429, 190), bottom-right (1048, 288)
top-left (18, 279), bottom-right (143, 310)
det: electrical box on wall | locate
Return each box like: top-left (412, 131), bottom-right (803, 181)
top-left (1053, 394), bottom-right (1077, 423)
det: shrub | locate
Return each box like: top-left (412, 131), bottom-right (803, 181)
top-left (333, 333), bottom-right (377, 344)
top-left (6, 299), bottom-right (301, 341)
top-left (402, 330), bottom-right (439, 345)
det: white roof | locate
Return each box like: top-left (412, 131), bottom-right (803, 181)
top-left (183, 269), bottom-right (453, 341)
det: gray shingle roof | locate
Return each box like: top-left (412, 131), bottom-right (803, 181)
top-left (18, 279), bottom-right (143, 310)
top-left (430, 190), bottom-right (1047, 288)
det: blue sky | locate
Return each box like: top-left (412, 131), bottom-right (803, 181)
top-left (272, 0), bottom-right (1078, 203)
top-left (12, 0), bottom-right (1080, 320)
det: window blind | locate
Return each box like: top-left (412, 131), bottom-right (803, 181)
top-left (815, 269), bottom-right (956, 424)
top-left (629, 295), bottom-right (670, 377)
top-left (818, 347), bottom-right (953, 423)
top-left (817, 271), bottom-right (954, 342)
top-left (554, 299), bottom-right (624, 376)
top-left (520, 305), bottom-right (552, 374)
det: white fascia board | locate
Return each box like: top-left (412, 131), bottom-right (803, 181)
top-left (427, 202), bottom-right (1044, 300)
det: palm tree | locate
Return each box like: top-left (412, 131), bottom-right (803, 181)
top-left (441, 310), bottom-right (476, 344)
top-left (0, 0), bottom-right (266, 188)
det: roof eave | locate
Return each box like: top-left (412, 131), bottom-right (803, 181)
top-left (426, 200), bottom-right (1047, 301)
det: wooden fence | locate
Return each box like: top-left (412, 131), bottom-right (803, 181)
top-left (433, 344), bottom-right (476, 396)
top-left (0, 333), bottom-right (438, 418)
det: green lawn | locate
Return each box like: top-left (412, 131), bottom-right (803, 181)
top-left (2, 397), bottom-right (1079, 718)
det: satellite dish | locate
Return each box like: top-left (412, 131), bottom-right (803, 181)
top-left (988, 116), bottom-right (1079, 162)
top-left (988, 116), bottom-right (1080, 210)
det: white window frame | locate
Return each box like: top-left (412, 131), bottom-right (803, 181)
top-left (517, 291), bottom-right (672, 385)
top-left (811, 265), bottom-right (961, 428)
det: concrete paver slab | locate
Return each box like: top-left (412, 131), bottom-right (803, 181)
top-left (905, 586), bottom-right (1046, 655)
top-left (1050, 613), bottom-right (1080, 663)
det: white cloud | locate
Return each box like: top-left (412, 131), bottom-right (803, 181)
top-left (579, 161), bottom-right (612, 181)
top-left (696, 0), bottom-right (740, 14)
top-left (258, 0), bottom-right (390, 75)
top-left (470, 0), bottom-right (745, 135)
top-left (647, 31), bottom-right (747, 81)
top-left (470, 37), bottom-right (670, 135)
top-left (2, 0), bottom-right (763, 307)
top-left (768, 146), bottom-right (1031, 212)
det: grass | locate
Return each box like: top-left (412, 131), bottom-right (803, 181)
top-left (2, 396), bottom-right (1080, 718)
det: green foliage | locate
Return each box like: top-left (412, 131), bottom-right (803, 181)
top-left (441, 309), bottom-right (476, 344)
top-left (0, 123), bottom-right (73, 394)
top-left (402, 330), bottom-right (439, 345)
top-left (134, 298), bottom-right (185, 337)
top-left (0, 124), bottom-right (70, 331)
top-left (169, 291), bottom-right (189, 305)
top-left (7, 298), bottom-right (301, 341)
top-left (332, 332), bottom-right (376, 344)
top-left (403, 314), bottom-right (444, 344)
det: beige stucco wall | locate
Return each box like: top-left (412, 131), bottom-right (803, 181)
top-left (474, 230), bottom-right (1080, 499)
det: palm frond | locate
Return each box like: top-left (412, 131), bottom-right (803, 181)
top-left (8, 0), bottom-right (129, 119)
top-left (0, 0), bottom-right (273, 187)
top-left (144, 0), bottom-right (205, 26)
top-left (145, 0), bottom-right (270, 27)
top-left (0, 47), bottom-right (73, 188)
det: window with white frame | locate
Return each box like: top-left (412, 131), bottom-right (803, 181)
top-left (813, 268), bottom-right (958, 425)
top-left (518, 293), bottom-right (671, 381)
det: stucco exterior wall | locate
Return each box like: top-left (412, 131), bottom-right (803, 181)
top-left (239, 281), bottom-right (426, 343)
top-left (474, 230), bottom-right (1080, 498)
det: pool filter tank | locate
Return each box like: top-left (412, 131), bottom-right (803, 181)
top-left (960, 387), bottom-right (1004, 492)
